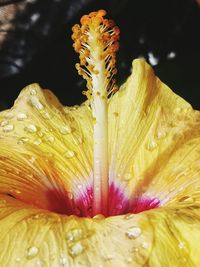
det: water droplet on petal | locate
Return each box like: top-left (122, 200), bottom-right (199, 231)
top-left (65, 228), bottom-right (83, 242)
top-left (10, 188), bottom-right (21, 195)
top-left (15, 257), bottom-right (21, 263)
top-left (178, 242), bottom-right (185, 249)
top-left (0, 120), bottom-right (9, 127)
top-left (30, 96), bottom-right (44, 110)
top-left (123, 173), bottom-right (132, 181)
top-left (30, 89), bottom-right (37, 95)
top-left (116, 204), bottom-right (123, 211)
top-left (69, 242), bottom-right (84, 257)
top-left (93, 214), bottom-right (105, 220)
top-left (132, 247), bottom-right (139, 253)
top-left (36, 259), bottom-right (44, 266)
top-left (4, 112), bottom-right (14, 119)
top-left (3, 124), bottom-right (14, 132)
top-left (124, 213), bottom-right (134, 220)
top-left (24, 124), bottom-right (37, 133)
top-left (73, 136), bottom-right (83, 145)
top-left (17, 137), bottom-right (29, 145)
top-left (156, 129), bottom-right (166, 139)
top-left (103, 254), bottom-right (114, 261)
top-left (59, 255), bottom-right (67, 265)
top-left (28, 156), bottom-right (36, 163)
top-left (64, 150), bottom-right (76, 158)
top-left (67, 192), bottom-right (73, 200)
top-left (141, 241), bottom-right (148, 249)
top-left (42, 112), bottom-right (51, 120)
top-left (59, 125), bottom-right (72, 134)
top-left (45, 136), bottom-right (55, 143)
top-left (37, 131), bottom-right (45, 137)
top-left (26, 246), bottom-right (39, 259)
top-left (77, 184), bottom-right (83, 189)
top-left (17, 113), bottom-right (28, 121)
top-left (33, 138), bottom-right (42, 145)
top-left (125, 227), bottom-right (142, 239)
top-left (126, 257), bottom-right (132, 264)
top-left (146, 140), bottom-right (158, 151)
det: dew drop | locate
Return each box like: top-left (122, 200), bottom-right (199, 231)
top-left (93, 214), bottom-right (105, 220)
top-left (28, 156), bottom-right (36, 163)
top-left (124, 213), bottom-right (134, 220)
top-left (36, 259), bottom-right (44, 266)
top-left (17, 137), bottom-right (29, 145)
top-left (59, 125), bottom-right (72, 134)
top-left (26, 246), bottom-right (39, 259)
top-left (33, 138), bottom-right (42, 145)
top-left (24, 124), bottom-right (37, 133)
top-left (41, 111), bottom-right (51, 119)
top-left (64, 150), bottom-right (76, 158)
top-left (4, 112), bottom-right (14, 119)
top-left (10, 189), bottom-right (21, 195)
top-left (0, 120), bottom-right (9, 127)
top-left (59, 255), bottom-right (67, 265)
top-left (30, 89), bottom-right (37, 95)
top-left (15, 257), bottom-right (21, 263)
top-left (132, 247), bottom-right (139, 252)
top-left (146, 140), bottom-right (158, 151)
top-left (65, 228), bottom-right (83, 242)
top-left (17, 113), bottom-right (27, 121)
top-left (126, 257), bottom-right (132, 264)
top-left (3, 124), bottom-right (14, 132)
top-left (156, 129), bottom-right (166, 139)
top-left (73, 207), bottom-right (81, 216)
top-left (76, 184), bottom-right (82, 189)
top-left (67, 192), bottom-right (73, 200)
top-left (116, 204), bottom-right (123, 211)
top-left (141, 241), bottom-right (148, 249)
top-left (37, 131), bottom-right (45, 137)
top-left (69, 242), bottom-right (84, 257)
top-left (103, 254), bottom-right (114, 261)
top-left (178, 242), bottom-right (185, 249)
top-left (125, 227), bottom-right (142, 239)
top-left (30, 96), bottom-right (44, 110)
top-left (45, 136), bottom-right (55, 143)
top-left (73, 136), bottom-right (83, 145)
top-left (123, 173), bottom-right (132, 181)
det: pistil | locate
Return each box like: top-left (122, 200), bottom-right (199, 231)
top-left (72, 10), bottom-right (119, 216)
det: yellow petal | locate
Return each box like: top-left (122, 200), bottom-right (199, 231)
top-left (108, 59), bottom-right (200, 207)
top-left (0, 194), bottom-right (152, 266)
top-left (0, 84), bottom-right (93, 212)
top-left (0, 194), bottom-right (200, 266)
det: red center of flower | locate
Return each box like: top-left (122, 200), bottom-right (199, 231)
top-left (45, 182), bottom-right (160, 217)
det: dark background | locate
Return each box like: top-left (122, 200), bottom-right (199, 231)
top-left (0, 0), bottom-right (200, 110)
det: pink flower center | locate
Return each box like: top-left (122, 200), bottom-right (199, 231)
top-left (45, 182), bottom-right (160, 217)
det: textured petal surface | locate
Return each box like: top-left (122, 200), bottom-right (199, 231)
top-left (0, 59), bottom-right (200, 266)
top-left (0, 84), bottom-right (93, 212)
top-left (0, 194), bottom-right (200, 266)
top-left (108, 59), bottom-right (200, 208)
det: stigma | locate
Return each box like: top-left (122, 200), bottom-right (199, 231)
top-left (72, 10), bottom-right (120, 216)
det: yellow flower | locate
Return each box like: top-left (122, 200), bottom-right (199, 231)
top-left (0, 10), bottom-right (200, 267)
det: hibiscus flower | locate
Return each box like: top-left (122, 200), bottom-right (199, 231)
top-left (0, 10), bottom-right (199, 267)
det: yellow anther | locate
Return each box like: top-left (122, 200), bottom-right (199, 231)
top-left (72, 9), bottom-right (120, 99)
